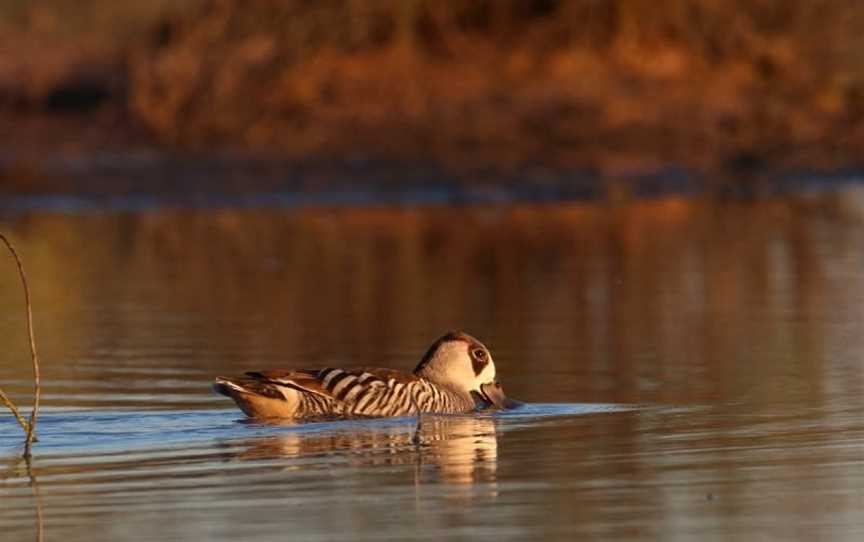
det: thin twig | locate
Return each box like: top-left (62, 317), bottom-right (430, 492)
top-left (0, 233), bottom-right (41, 457)
top-left (0, 387), bottom-right (29, 433)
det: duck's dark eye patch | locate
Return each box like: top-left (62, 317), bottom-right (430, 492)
top-left (471, 348), bottom-right (488, 375)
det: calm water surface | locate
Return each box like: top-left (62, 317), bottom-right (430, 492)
top-left (1, 194), bottom-right (864, 540)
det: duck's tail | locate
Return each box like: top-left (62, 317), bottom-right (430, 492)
top-left (212, 375), bottom-right (299, 418)
top-left (212, 377), bottom-right (246, 397)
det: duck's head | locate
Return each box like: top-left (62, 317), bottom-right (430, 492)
top-left (413, 331), bottom-right (519, 410)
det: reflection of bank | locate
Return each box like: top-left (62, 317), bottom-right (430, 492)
top-left (234, 415), bottom-right (498, 488)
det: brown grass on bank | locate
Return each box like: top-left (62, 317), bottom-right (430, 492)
top-left (2, 1), bottom-right (864, 175)
top-left (126, 0), bottom-right (864, 172)
top-left (0, 233), bottom-right (41, 458)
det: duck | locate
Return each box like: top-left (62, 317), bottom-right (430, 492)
top-left (213, 331), bottom-right (518, 419)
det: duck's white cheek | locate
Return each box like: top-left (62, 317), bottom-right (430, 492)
top-left (478, 362), bottom-right (496, 383)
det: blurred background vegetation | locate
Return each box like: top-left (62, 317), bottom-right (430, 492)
top-left (2, 0), bottom-right (864, 191)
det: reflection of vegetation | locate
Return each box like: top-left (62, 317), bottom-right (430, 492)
top-left (0, 233), bottom-right (41, 458)
top-left (0, 455), bottom-right (44, 542)
top-left (1, 196), bottom-right (854, 409)
top-left (25, 456), bottom-right (44, 542)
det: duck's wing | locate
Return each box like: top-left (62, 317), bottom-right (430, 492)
top-left (245, 367), bottom-right (419, 403)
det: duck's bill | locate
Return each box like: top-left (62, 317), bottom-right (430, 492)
top-left (480, 381), bottom-right (523, 410)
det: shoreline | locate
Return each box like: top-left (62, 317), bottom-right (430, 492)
top-left (1, 134), bottom-right (863, 213)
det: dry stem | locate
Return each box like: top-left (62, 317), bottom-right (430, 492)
top-left (0, 233), bottom-right (41, 458)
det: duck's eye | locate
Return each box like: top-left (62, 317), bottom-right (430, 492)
top-left (471, 348), bottom-right (489, 375)
top-left (472, 348), bottom-right (488, 363)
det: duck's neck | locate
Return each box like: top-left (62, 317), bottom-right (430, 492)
top-left (417, 378), bottom-right (476, 413)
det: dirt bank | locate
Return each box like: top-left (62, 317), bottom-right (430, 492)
top-left (2, 1), bottom-right (864, 192)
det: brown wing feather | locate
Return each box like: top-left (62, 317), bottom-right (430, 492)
top-left (244, 369), bottom-right (331, 397)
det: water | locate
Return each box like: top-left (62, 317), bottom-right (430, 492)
top-left (1, 194), bottom-right (864, 540)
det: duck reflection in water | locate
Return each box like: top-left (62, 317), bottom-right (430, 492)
top-left (230, 414), bottom-right (499, 488)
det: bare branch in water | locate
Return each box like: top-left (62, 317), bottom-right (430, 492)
top-left (0, 388), bottom-right (30, 433)
top-left (0, 233), bottom-right (42, 458)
